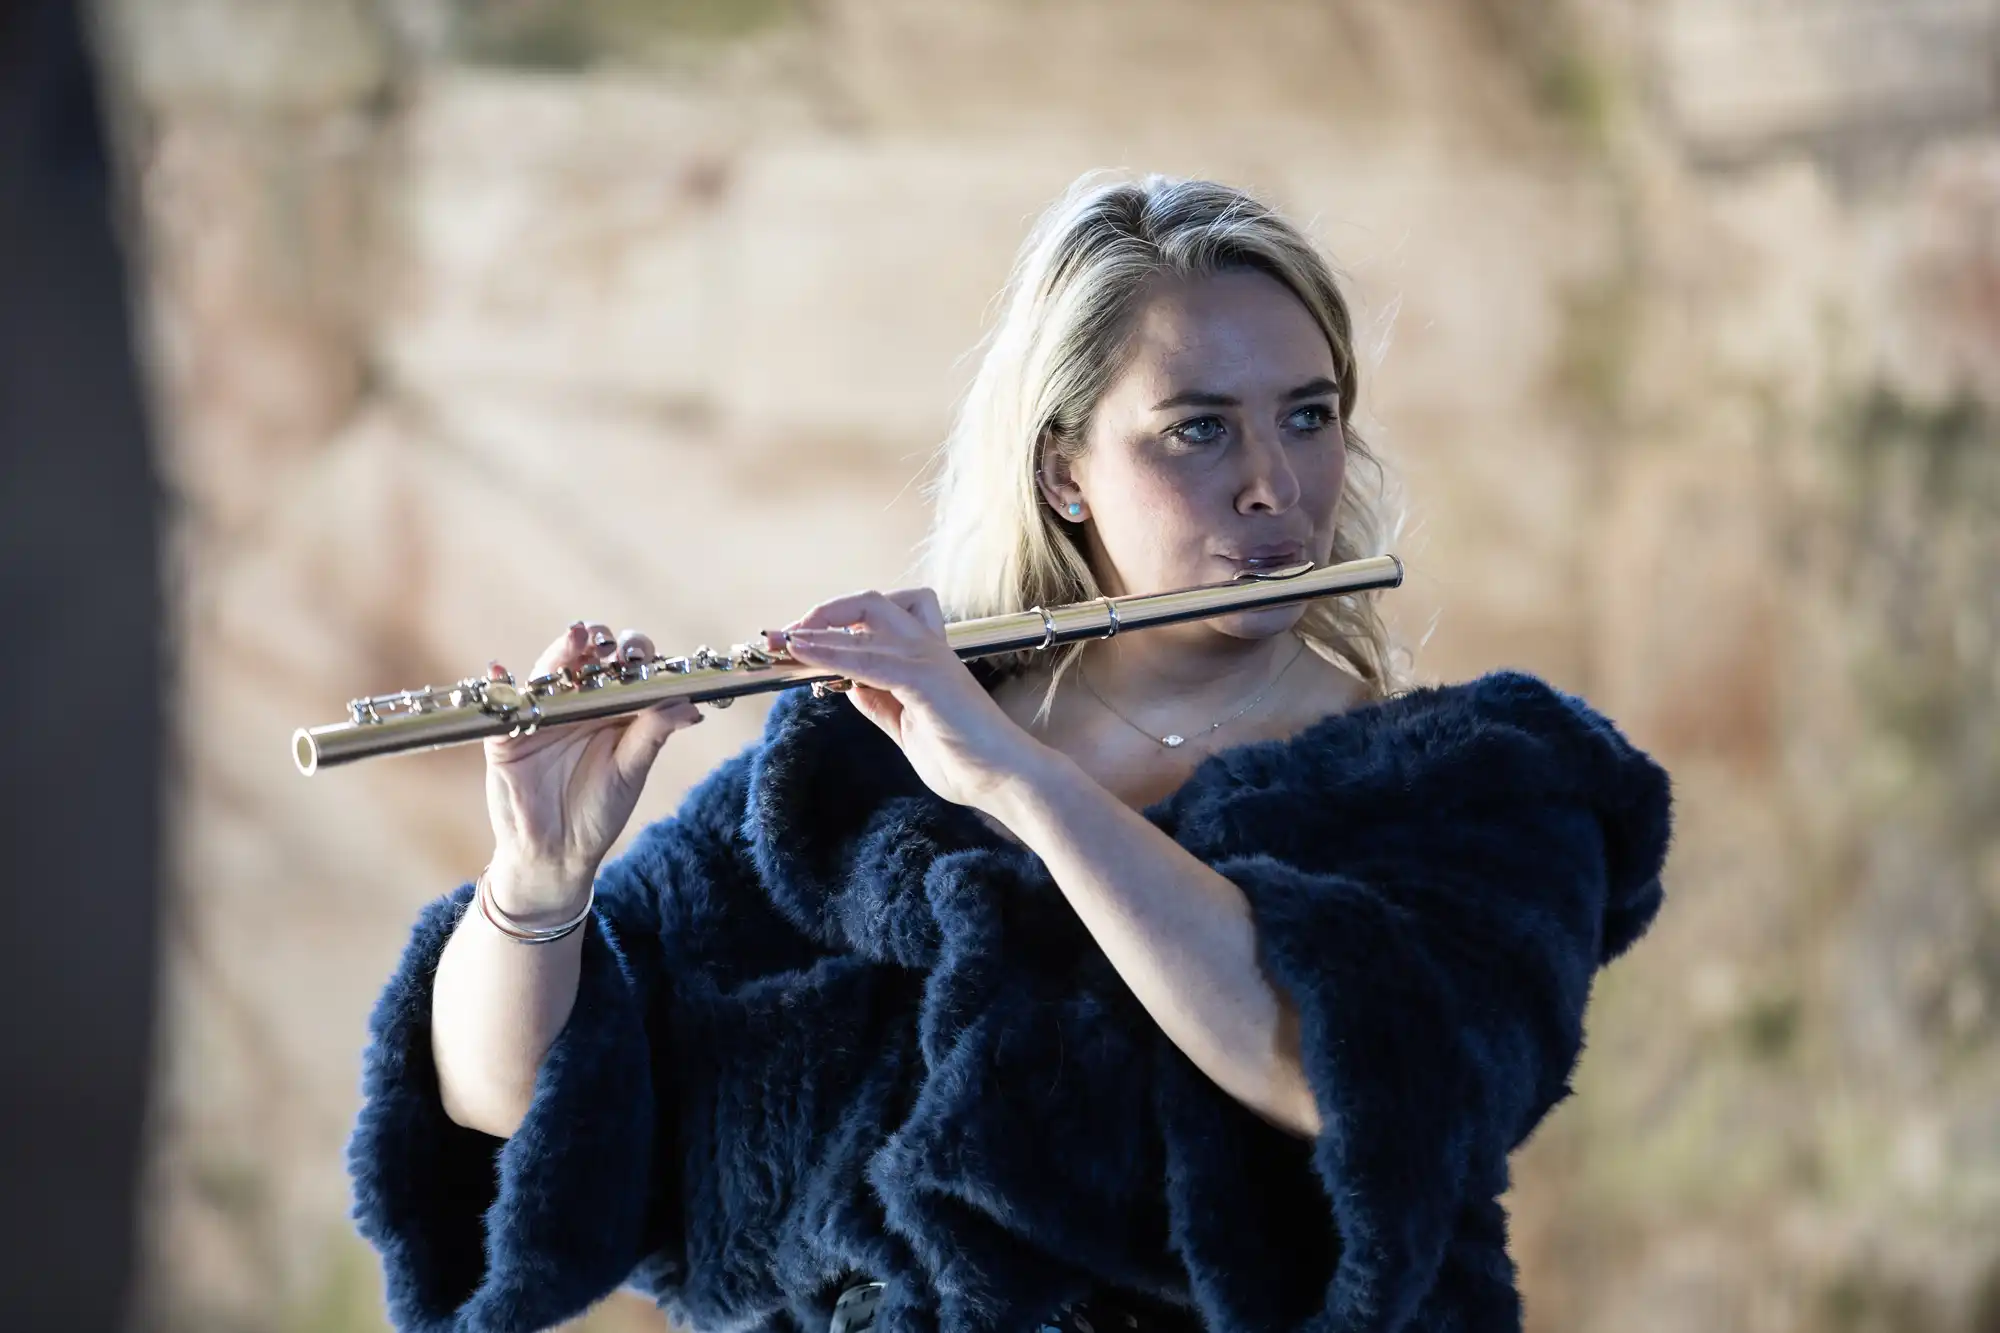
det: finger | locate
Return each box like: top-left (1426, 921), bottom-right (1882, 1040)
top-left (586, 621), bottom-right (619, 662)
top-left (786, 589), bottom-right (919, 636)
top-left (520, 622), bottom-right (629, 735)
top-left (882, 586), bottom-right (947, 636)
top-left (611, 699), bottom-right (702, 786)
top-left (482, 658), bottom-right (523, 755)
top-left (781, 632), bottom-right (920, 692)
top-left (527, 621), bottom-right (591, 681)
top-left (617, 627), bottom-right (656, 664)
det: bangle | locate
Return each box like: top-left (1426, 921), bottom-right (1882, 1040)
top-left (475, 862), bottom-right (594, 943)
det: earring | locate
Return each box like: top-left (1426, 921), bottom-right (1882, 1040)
top-left (1066, 502), bottom-right (1083, 517)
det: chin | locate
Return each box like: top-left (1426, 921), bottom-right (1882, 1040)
top-left (1208, 604), bottom-right (1306, 640)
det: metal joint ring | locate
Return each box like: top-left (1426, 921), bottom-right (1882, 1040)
top-left (1098, 596), bottom-right (1120, 639)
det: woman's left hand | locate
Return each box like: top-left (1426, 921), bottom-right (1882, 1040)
top-left (768, 587), bottom-right (1044, 812)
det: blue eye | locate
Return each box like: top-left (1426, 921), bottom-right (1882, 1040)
top-left (1167, 415), bottom-right (1226, 447)
top-left (1287, 404), bottom-right (1337, 433)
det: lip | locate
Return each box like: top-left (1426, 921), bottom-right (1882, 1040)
top-left (1220, 542), bottom-right (1307, 564)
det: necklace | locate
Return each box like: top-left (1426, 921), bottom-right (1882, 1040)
top-left (1078, 637), bottom-right (1309, 749)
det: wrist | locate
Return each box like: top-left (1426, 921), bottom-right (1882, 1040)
top-left (971, 739), bottom-right (1079, 828)
top-left (484, 854), bottom-right (596, 927)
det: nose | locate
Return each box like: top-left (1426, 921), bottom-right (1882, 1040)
top-left (1233, 421), bottom-right (1302, 515)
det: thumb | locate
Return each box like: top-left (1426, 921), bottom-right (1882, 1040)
top-left (845, 683), bottom-right (903, 740)
top-left (612, 702), bottom-right (698, 787)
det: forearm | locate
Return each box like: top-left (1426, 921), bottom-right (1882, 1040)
top-left (981, 749), bottom-right (1322, 1139)
top-left (429, 863), bottom-right (590, 1139)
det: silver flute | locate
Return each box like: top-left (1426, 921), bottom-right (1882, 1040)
top-left (292, 555), bottom-right (1403, 775)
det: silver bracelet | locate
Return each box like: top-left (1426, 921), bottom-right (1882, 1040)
top-left (475, 862), bottom-right (594, 943)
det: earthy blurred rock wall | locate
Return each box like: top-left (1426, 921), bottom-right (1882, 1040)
top-left (93, 0), bottom-right (2000, 1329)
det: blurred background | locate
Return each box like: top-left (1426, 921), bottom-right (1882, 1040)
top-left (5, 0), bottom-right (1997, 1329)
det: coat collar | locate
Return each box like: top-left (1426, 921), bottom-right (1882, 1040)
top-left (738, 667), bottom-right (1672, 969)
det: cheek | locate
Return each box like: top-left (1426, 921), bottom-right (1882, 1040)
top-left (1100, 442), bottom-right (1200, 511)
top-left (1315, 438), bottom-right (1350, 508)
top-left (1089, 457), bottom-right (1208, 564)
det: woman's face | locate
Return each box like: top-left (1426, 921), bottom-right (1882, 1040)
top-left (1054, 268), bottom-right (1349, 633)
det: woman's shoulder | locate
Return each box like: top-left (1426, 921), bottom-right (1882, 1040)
top-left (1390, 669), bottom-right (1675, 835)
top-left (1160, 668), bottom-right (1674, 944)
top-left (1200, 666), bottom-right (1670, 811)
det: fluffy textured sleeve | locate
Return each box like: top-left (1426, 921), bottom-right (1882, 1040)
top-left (345, 748), bottom-right (757, 1333)
top-left (1151, 671), bottom-right (1674, 1333)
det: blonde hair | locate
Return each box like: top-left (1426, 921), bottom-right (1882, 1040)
top-left (916, 171), bottom-right (1411, 720)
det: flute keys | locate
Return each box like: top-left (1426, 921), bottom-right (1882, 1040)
top-left (526, 665), bottom-right (578, 695)
top-left (479, 679), bottom-right (543, 736)
top-left (481, 679), bottom-right (524, 710)
top-left (480, 678), bottom-right (533, 725)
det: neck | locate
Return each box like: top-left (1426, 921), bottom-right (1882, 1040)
top-left (1078, 623), bottom-right (1304, 721)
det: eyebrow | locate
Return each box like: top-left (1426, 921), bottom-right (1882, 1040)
top-left (1151, 376), bottom-right (1340, 411)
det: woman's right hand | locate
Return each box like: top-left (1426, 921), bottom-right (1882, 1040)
top-left (481, 621), bottom-right (704, 918)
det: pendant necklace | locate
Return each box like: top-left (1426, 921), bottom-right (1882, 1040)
top-left (1078, 637), bottom-right (1309, 749)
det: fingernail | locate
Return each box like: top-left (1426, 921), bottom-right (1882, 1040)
top-left (571, 620), bottom-right (586, 632)
top-left (623, 644), bottom-right (643, 661)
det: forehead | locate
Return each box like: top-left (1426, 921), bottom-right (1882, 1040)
top-left (1112, 268), bottom-right (1335, 397)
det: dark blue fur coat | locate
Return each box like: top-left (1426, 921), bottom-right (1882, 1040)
top-left (348, 667), bottom-right (1673, 1333)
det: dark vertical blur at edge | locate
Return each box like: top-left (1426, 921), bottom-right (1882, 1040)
top-left (0, 0), bottom-right (165, 1330)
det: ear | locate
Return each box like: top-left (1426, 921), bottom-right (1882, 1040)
top-left (1034, 436), bottom-right (1082, 515)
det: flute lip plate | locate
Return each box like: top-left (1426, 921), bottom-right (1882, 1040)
top-left (1232, 559), bottom-right (1317, 580)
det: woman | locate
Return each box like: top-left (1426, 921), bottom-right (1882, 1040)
top-left (348, 173), bottom-right (1674, 1333)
